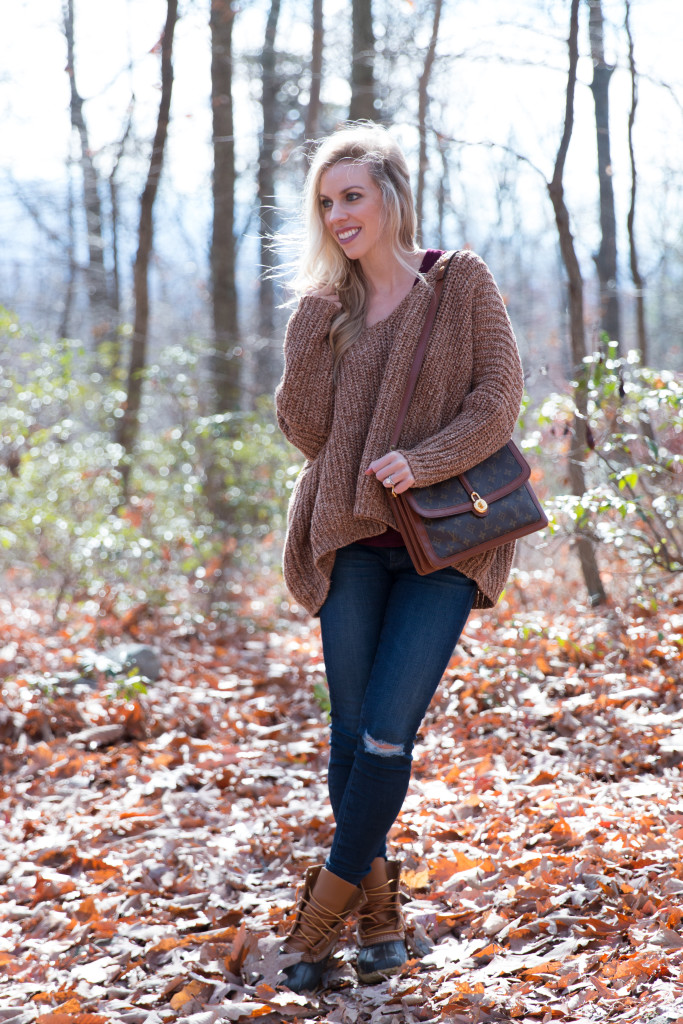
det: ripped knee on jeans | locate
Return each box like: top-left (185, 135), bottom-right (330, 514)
top-left (362, 731), bottom-right (405, 758)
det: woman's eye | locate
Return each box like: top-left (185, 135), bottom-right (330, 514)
top-left (321, 198), bottom-right (332, 209)
top-left (346, 192), bottom-right (361, 201)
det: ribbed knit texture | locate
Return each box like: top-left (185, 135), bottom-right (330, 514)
top-left (275, 249), bottom-right (524, 615)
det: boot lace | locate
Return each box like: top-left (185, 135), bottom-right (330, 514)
top-left (358, 883), bottom-right (402, 940)
top-left (287, 888), bottom-right (352, 951)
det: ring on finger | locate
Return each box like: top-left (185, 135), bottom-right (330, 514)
top-left (385, 475), bottom-right (394, 487)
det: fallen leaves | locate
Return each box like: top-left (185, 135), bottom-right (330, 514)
top-left (1, 571), bottom-right (683, 1022)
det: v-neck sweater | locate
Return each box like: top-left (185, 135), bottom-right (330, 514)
top-left (275, 249), bottom-right (524, 615)
top-left (358, 247), bottom-right (443, 547)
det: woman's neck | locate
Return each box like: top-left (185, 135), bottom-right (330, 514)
top-left (360, 250), bottom-right (425, 299)
top-left (362, 249), bottom-right (427, 328)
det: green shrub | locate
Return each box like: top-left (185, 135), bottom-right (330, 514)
top-left (0, 313), bottom-right (299, 618)
top-left (524, 344), bottom-right (683, 579)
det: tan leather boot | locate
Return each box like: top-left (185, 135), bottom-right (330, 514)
top-left (356, 859), bottom-right (408, 983)
top-left (281, 865), bottom-right (361, 992)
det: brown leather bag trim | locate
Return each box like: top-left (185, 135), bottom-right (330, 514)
top-left (405, 440), bottom-right (532, 519)
top-left (394, 482), bottom-right (548, 575)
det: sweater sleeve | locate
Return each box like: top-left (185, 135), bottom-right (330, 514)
top-left (399, 260), bottom-right (524, 487)
top-left (274, 296), bottom-right (337, 461)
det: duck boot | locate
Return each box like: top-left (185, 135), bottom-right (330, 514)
top-left (356, 859), bottom-right (408, 983)
top-left (281, 865), bottom-right (362, 993)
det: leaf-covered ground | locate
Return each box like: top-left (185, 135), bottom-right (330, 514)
top-left (1, 569), bottom-right (683, 1024)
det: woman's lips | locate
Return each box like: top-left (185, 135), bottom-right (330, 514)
top-left (336, 227), bottom-right (361, 245)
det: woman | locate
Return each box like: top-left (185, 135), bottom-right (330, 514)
top-left (274, 123), bottom-right (523, 991)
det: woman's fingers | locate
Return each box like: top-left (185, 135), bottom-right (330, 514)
top-left (388, 474), bottom-right (413, 494)
top-left (382, 469), bottom-right (414, 494)
top-left (367, 451), bottom-right (402, 476)
top-left (366, 452), bottom-right (415, 492)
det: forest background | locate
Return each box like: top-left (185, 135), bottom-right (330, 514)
top-left (0, 0), bottom-right (682, 614)
top-left (1, 1), bottom-right (683, 1022)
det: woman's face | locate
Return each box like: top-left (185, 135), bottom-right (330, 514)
top-left (318, 161), bottom-right (385, 264)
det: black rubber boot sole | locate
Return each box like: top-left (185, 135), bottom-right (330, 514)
top-left (356, 938), bottom-right (408, 984)
top-left (282, 956), bottom-right (328, 993)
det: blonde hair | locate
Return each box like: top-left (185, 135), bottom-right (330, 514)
top-left (294, 123), bottom-right (420, 374)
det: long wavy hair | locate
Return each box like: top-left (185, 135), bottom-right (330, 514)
top-left (293, 123), bottom-right (421, 375)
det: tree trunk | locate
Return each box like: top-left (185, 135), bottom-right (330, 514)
top-left (588, 0), bottom-right (620, 348)
top-left (109, 108), bottom-right (134, 319)
top-left (63, 0), bottom-right (114, 344)
top-left (349, 0), bottom-right (375, 121)
top-left (59, 149), bottom-right (77, 341)
top-left (548, 0), bottom-right (607, 606)
top-left (305, 0), bottom-right (324, 140)
top-left (116, 0), bottom-right (178, 478)
top-left (416, 0), bottom-right (443, 247)
top-left (624, 0), bottom-right (648, 364)
top-left (436, 133), bottom-right (449, 250)
top-left (105, 107), bottom-right (134, 374)
top-left (255, 0), bottom-right (282, 398)
top-left (210, 0), bottom-right (241, 411)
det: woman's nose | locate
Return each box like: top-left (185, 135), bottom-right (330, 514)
top-left (328, 202), bottom-right (346, 224)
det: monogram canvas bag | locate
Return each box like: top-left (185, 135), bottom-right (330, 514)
top-left (389, 256), bottom-right (548, 574)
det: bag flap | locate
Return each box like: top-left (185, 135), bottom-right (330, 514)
top-left (404, 441), bottom-right (531, 519)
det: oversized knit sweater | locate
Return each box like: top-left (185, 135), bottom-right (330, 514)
top-left (274, 249), bottom-right (524, 615)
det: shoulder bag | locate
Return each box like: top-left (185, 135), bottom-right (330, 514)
top-left (389, 255), bottom-right (548, 575)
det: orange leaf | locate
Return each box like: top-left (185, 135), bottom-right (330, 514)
top-left (474, 942), bottom-right (505, 958)
top-left (73, 897), bottom-right (98, 922)
top-left (55, 1000), bottom-right (81, 1014)
top-left (150, 937), bottom-right (182, 953)
top-left (227, 921), bottom-right (255, 973)
top-left (521, 959), bottom-right (563, 979)
top-left (401, 866), bottom-right (430, 889)
top-left (432, 851), bottom-right (495, 882)
top-left (89, 919), bottom-right (119, 938)
top-left (169, 980), bottom-right (210, 1010)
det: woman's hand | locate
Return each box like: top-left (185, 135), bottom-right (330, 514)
top-left (310, 286), bottom-right (342, 309)
top-left (365, 452), bottom-right (415, 495)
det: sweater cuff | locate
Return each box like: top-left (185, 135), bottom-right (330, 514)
top-left (399, 447), bottom-right (463, 489)
top-left (397, 408), bottom-right (520, 489)
top-left (289, 295), bottom-right (338, 336)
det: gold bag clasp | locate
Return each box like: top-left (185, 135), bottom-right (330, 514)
top-left (471, 492), bottom-right (488, 514)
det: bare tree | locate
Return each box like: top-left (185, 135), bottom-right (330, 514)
top-left (256, 0), bottom-right (282, 397)
top-left (210, 0), bottom-right (240, 411)
top-left (59, 148), bottom-right (78, 340)
top-left (624, 0), bottom-right (648, 363)
top-left (305, 0), bottom-right (324, 140)
top-left (436, 130), bottom-right (450, 249)
top-left (63, 0), bottom-right (115, 344)
top-left (116, 0), bottom-right (178, 477)
top-left (588, 0), bottom-right (620, 348)
top-left (416, 0), bottom-right (443, 246)
top-left (107, 106), bottom-right (135, 332)
top-left (548, 0), bottom-right (607, 605)
top-left (349, 0), bottom-right (376, 121)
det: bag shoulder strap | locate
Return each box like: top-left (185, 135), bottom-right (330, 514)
top-left (389, 252), bottom-right (454, 449)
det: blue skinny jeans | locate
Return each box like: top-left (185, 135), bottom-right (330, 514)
top-left (318, 541), bottom-right (476, 885)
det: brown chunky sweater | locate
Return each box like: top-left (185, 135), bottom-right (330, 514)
top-left (275, 249), bottom-right (524, 615)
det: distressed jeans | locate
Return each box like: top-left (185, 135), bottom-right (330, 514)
top-left (318, 541), bottom-right (476, 884)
